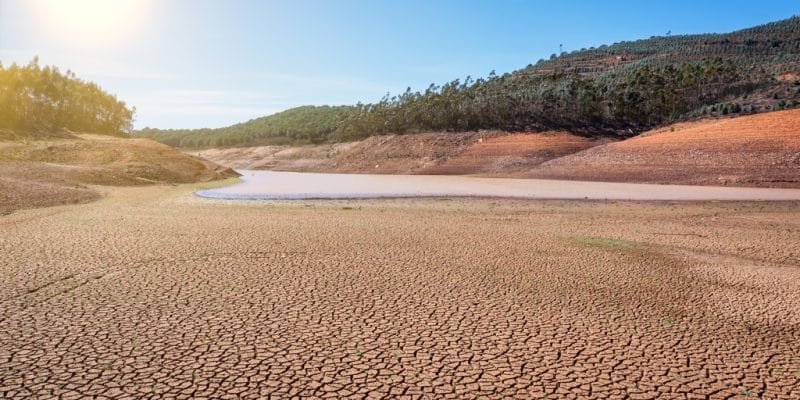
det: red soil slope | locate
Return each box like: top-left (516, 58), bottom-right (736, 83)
top-left (423, 132), bottom-right (600, 175)
top-left (526, 109), bottom-right (800, 187)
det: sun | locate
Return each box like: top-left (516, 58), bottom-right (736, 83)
top-left (37, 0), bottom-right (148, 38)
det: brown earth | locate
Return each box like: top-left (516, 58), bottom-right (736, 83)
top-left (192, 131), bottom-right (603, 175)
top-left (1, 185), bottom-right (799, 399)
top-left (0, 134), bottom-right (237, 215)
top-left (526, 109), bottom-right (800, 187)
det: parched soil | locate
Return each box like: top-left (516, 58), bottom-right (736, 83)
top-left (1, 186), bottom-right (799, 399)
top-left (0, 134), bottom-right (238, 215)
top-left (525, 109), bottom-right (800, 187)
top-left (192, 131), bottom-right (603, 175)
top-left (0, 162), bottom-right (102, 215)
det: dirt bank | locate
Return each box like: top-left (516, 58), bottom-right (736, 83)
top-left (526, 109), bottom-right (800, 187)
top-left (0, 133), bottom-right (237, 215)
top-left (192, 130), bottom-right (604, 175)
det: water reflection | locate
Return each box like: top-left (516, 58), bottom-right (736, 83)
top-left (196, 171), bottom-right (800, 201)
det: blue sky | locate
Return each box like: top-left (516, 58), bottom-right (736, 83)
top-left (1, 0), bottom-right (798, 129)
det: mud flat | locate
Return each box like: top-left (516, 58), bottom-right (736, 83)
top-left (1, 183), bottom-right (799, 398)
top-left (197, 170), bottom-right (800, 201)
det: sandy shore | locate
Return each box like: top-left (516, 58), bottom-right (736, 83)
top-left (1, 184), bottom-right (799, 398)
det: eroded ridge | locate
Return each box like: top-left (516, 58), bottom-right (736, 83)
top-left (1, 188), bottom-right (799, 399)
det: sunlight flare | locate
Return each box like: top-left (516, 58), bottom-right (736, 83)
top-left (36, 0), bottom-right (148, 38)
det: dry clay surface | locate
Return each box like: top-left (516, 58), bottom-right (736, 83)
top-left (526, 109), bottom-right (800, 187)
top-left (192, 131), bottom-right (602, 175)
top-left (1, 187), bottom-right (800, 399)
top-left (0, 134), bottom-right (237, 215)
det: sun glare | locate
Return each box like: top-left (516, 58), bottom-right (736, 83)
top-left (37, 0), bottom-right (148, 39)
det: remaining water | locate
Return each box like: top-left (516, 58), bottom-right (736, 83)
top-left (195, 170), bottom-right (800, 201)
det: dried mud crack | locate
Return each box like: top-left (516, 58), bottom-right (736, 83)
top-left (1, 186), bottom-right (799, 399)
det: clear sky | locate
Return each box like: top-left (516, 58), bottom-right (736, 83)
top-left (1, 0), bottom-right (798, 129)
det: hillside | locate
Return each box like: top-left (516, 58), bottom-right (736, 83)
top-left (192, 131), bottom-right (606, 174)
top-left (525, 109), bottom-right (800, 187)
top-left (0, 133), bottom-right (237, 215)
top-left (193, 109), bottom-right (800, 188)
top-left (526, 16), bottom-right (800, 79)
top-left (138, 17), bottom-right (800, 148)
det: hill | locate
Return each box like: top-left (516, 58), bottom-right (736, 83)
top-left (193, 109), bottom-right (800, 188)
top-left (525, 16), bottom-right (800, 79)
top-left (0, 61), bottom-right (237, 215)
top-left (524, 108), bottom-right (800, 187)
top-left (138, 17), bottom-right (800, 148)
top-left (136, 105), bottom-right (351, 149)
top-left (0, 133), bottom-right (237, 215)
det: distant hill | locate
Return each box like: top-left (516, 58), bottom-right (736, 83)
top-left (136, 105), bottom-right (351, 148)
top-left (137, 17), bottom-right (800, 148)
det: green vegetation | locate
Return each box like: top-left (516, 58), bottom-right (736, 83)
top-left (0, 57), bottom-right (134, 136)
top-left (135, 16), bottom-right (800, 148)
top-left (570, 236), bottom-right (639, 250)
top-left (333, 58), bottom-right (750, 139)
top-left (136, 105), bottom-right (350, 148)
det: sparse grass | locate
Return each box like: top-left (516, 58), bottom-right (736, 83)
top-left (569, 236), bottom-right (639, 249)
top-left (354, 344), bottom-right (362, 358)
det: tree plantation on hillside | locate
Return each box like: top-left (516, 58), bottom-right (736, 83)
top-left (136, 17), bottom-right (800, 148)
top-left (333, 59), bottom-right (767, 141)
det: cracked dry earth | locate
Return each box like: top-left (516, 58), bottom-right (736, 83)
top-left (1, 185), bottom-right (799, 399)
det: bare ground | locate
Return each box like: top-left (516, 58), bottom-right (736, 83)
top-left (0, 134), bottom-right (237, 215)
top-left (192, 131), bottom-right (604, 175)
top-left (515, 109), bottom-right (800, 187)
top-left (1, 185), bottom-right (799, 399)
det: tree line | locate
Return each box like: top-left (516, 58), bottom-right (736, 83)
top-left (0, 58), bottom-right (134, 136)
top-left (139, 59), bottom-right (765, 148)
top-left (332, 59), bottom-right (755, 141)
top-left (136, 105), bottom-right (348, 148)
